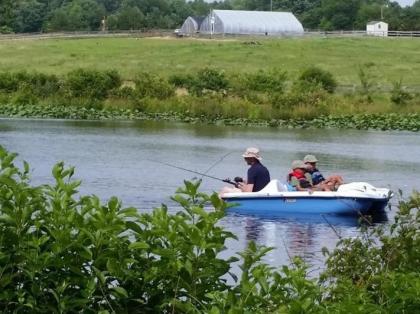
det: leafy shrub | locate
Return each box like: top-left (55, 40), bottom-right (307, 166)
top-left (242, 69), bottom-right (287, 93)
top-left (0, 71), bottom-right (60, 97)
top-left (320, 192), bottom-right (420, 312)
top-left (0, 72), bottom-right (19, 92)
top-left (189, 67), bottom-right (229, 96)
top-left (134, 72), bottom-right (175, 99)
top-left (390, 79), bottom-right (412, 105)
top-left (18, 71), bottom-right (60, 97)
top-left (298, 66), bottom-right (337, 93)
top-left (11, 83), bottom-right (38, 106)
top-left (0, 146), bottom-right (235, 312)
top-left (65, 69), bottom-right (121, 99)
top-left (111, 86), bottom-right (137, 99)
top-left (271, 87), bottom-right (330, 119)
top-left (357, 65), bottom-right (376, 103)
top-left (0, 92), bottom-right (10, 104)
top-left (168, 73), bottom-right (195, 88)
top-left (0, 145), bottom-right (419, 312)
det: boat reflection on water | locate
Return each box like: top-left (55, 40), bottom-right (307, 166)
top-left (229, 209), bottom-right (388, 228)
top-left (222, 210), bottom-right (388, 270)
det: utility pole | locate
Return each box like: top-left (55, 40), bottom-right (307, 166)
top-left (271, 0), bottom-right (273, 12)
top-left (381, 4), bottom-right (388, 20)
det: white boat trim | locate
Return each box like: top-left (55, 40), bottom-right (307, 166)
top-left (222, 180), bottom-right (392, 200)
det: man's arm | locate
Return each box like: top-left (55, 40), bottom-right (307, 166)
top-left (238, 181), bottom-right (254, 192)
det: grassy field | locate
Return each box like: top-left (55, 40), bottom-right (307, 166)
top-left (1, 36), bottom-right (420, 86)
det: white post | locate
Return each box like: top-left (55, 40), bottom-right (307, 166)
top-left (210, 13), bottom-right (215, 38)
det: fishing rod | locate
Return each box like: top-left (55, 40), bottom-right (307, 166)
top-left (202, 151), bottom-right (235, 177)
top-left (148, 160), bottom-right (239, 187)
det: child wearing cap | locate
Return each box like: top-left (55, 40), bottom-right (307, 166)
top-left (287, 160), bottom-right (314, 191)
top-left (304, 154), bottom-right (344, 191)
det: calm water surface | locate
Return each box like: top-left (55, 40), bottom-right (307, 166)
top-left (1, 118), bottom-right (419, 272)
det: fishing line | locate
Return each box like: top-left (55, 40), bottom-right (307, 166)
top-left (202, 151), bottom-right (235, 177)
top-left (320, 214), bottom-right (342, 239)
top-left (147, 159), bottom-right (238, 187)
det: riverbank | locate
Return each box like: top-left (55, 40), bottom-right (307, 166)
top-left (1, 103), bottom-right (419, 131)
top-left (0, 42), bottom-right (419, 131)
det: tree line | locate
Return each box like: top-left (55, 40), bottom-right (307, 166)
top-left (0, 0), bottom-right (419, 34)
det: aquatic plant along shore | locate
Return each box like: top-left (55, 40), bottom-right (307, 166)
top-left (0, 103), bottom-right (419, 131)
top-left (0, 145), bottom-right (419, 312)
top-left (0, 67), bottom-right (419, 131)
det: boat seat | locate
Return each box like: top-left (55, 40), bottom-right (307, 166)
top-left (259, 180), bottom-right (287, 193)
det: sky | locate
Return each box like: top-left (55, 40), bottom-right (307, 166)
top-left (202, 0), bottom-right (417, 7)
top-left (395, 0), bottom-right (416, 6)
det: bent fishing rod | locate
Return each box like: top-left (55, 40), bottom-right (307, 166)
top-left (148, 160), bottom-right (239, 187)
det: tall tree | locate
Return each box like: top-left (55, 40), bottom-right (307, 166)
top-left (317, 0), bottom-right (362, 30)
top-left (13, 0), bottom-right (46, 32)
top-left (47, 0), bottom-right (105, 31)
top-left (107, 2), bottom-right (145, 30)
top-left (0, 0), bottom-right (17, 30)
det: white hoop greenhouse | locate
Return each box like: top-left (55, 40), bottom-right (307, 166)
top-left (199, 10), bottom-right (304, 36)
top-left (180, 16), bottom-right (205, 35)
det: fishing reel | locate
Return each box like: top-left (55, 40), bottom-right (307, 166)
top-left (234, 177), bottom-right (243, 183)
top-left (223, 176), bottom-right (243, 188)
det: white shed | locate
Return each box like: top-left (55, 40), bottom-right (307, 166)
top-left (366, 21), bottom-right (388, 37)
top-left (199, 10), bottom-right (304, 36)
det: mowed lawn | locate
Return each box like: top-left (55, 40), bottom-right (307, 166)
top-left (0, 36), bottom-right (419, 86)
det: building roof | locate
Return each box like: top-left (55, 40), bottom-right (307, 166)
top-left (367, 21), bottom-right (387, 25)
top-left (191, 16), bottom-right (205, 27)
top-left (200, 10), bottom-right (303, 35)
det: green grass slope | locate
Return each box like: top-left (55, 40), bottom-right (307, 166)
top-left (0, 36), bottom-right (419, 86)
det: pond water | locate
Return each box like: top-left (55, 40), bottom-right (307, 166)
top-left (1, 118), bottom-right (419, 273)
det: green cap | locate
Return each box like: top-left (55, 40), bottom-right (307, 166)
top-left (303, 154), bottom-right (318, 163)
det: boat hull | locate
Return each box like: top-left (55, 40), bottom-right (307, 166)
top-left (224, 196), bottom-right (382, 215)
top-left (221, 181), bottom-right (392, 216)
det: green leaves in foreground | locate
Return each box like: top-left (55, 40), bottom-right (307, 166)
top-left (0, 145), bottom-right (239, 313)
top-left (0, 145), bottom-right (419, 313)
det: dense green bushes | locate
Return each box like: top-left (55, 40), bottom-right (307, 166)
top-left (65, 69), bottom-right (121, 99)
top-left (169, 68), bottom-right (229, 96)
top-left (0, 67), bottom-right (419, 130)
top-left (297, 66), bottom-right (337, 93)
top-left (0, 71), bottom-right (60, 97)
top-left (134, 72), bottom-right (174, 99)
top-left (0, 146), bottom-right (419, 312)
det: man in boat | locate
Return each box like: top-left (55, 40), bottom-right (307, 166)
top-left (287, 160), bottom-right (314, 191)
top-left (303, 154), bottom-right (344, 191)
top-left (220, 147), bottom-right (270, 195)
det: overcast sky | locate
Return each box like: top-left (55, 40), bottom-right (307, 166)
top-left (203, 0), bottom-right (417, 7)
top-left (396, 0), bottom-right (416, 6)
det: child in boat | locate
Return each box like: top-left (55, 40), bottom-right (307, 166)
top-left (287, 160), bottom-right (314, 191)
top-left (303, 154), bottom-right (344, 191)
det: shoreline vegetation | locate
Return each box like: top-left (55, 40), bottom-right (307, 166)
top-left (1, 145), bottom-right (419, 312)
top-left (0, 66), bottom-right (419, 131)
top-left (1, 103), bottom-right (420, 131)
top-left (0, 37), bottom-right (419, 131)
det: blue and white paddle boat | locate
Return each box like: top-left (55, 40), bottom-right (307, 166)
top-left (221, 180), bottom-right (392, 216)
